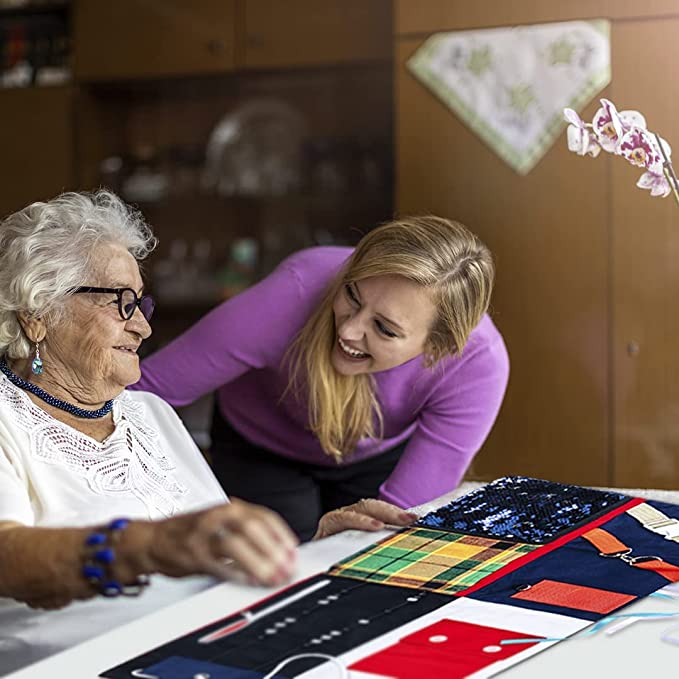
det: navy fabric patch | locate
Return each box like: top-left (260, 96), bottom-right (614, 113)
top-left (416, 476), bottom-right (630, 544)
top-left (141, 657), bottom-right (271, 678)
top-left (101, 574), bottom-right (450, 678)
top-left (467, 500), bottom-right (679, 621)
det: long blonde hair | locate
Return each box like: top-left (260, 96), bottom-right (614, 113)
top-left (286, 215), bottom-right (494, 461)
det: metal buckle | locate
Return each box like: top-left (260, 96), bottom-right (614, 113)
top-left (621, 554), bottom-right (663, 565)
top-left (599, 548), bottom-right (632, 559)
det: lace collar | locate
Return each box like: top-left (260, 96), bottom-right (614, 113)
top-left (0, 373), bottom-right (187, 517)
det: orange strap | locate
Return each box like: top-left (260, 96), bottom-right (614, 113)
top-left (633, 560), bottom-right (679, 582)
top-left (582, 527), bottom-right (679, 582)
top-left (583, 528), bottom-right (629, 555)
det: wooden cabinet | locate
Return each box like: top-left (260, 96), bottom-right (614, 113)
top-left (73, 0), bottom-right (237, 81)
top-left (0, 86), bottom-right (75, 216)
top-left (73, 0), bottom-right (392, 82)
top-left (241, 0), bottom-right (391, 69)
top-left (395, 3), bottom-right (679, 488)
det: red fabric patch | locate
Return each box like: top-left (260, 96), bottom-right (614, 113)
top-left (511, 579), bottom-right (635, 614)
top-left (349, 618), bottom-right (543, 678)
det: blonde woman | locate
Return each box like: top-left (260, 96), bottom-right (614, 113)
top-left (135, 217), bottom-right (509, 541)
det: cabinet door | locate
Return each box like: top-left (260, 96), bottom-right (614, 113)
top-left (0, 87), bottom-right (74, 217)
top-left (396, 0), bottom-right (679, 34)
top-left (612, 18), bottom-right (679, 489)
top-left (241, 0), bottom-right (391, 69)
top-left (74, 0), bottom-right (236, 81)
top-left (396, 38), bottom-right (611, 486)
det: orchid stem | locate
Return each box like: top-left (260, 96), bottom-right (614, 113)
top-left (654, 132), bottom-right (679, 208)
top-left (664, 167), bottom-right (679, 207)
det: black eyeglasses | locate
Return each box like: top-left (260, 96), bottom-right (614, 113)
top-left (72, 287), bottom-right (155, 322)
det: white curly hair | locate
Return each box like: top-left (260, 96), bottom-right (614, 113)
top-left (0, 190), bottom-right (157, 359)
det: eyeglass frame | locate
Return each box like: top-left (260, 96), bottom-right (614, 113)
top-left (71, 287), bottom-right (155, 322)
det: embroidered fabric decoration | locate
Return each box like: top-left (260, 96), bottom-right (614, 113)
top-left (407, 19), bottom-right (610, 174)
top-left (0, 373), bottom-right (187, 517)
top-left (416, 476), bottom-right (629, 544)
top-left (328, 527), bottom-right (538, 595)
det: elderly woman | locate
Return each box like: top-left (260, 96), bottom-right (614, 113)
top-left (0, 191), bottom-right (413, 675)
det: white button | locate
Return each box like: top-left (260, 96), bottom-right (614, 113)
top-left (429, 634), bottom-right (448, 643)
top-left (483, 645), bottom-right (502, 653)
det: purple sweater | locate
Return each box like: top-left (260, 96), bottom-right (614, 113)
top-left (134, 247), bottom-right (509, 508)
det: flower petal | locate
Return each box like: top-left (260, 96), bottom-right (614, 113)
top-left (567, 124), bottom-right (588, 155)
top-left (593, 99), bottom-right (624, 153)
top-left (619, 126), bottom-right (663, 173)
top-left (563, 108), bottom-right (583, 126)
top-left (619, 110), bottom-right (647, 131)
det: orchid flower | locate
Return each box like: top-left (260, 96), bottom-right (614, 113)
top-left (564, 108), bottom-right (601, 157)
top-left (563, 98), bottom-right (679, 206)
top-left (592, 99), bottom-right (625, 152)
top-left (637, 170), bottom-right (672, 198)
top-left (618, 126), bottom-right (664, 174)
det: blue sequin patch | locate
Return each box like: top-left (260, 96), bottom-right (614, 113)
top-left (416, 476), bottom-right (630, 544)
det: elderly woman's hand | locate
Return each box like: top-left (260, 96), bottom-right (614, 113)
top-left (313, 499), bottom-right (419, 540)
top-left (146, 498), bottom-right (299, 587)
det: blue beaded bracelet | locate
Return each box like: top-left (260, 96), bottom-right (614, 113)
top-left (82, 518), bottom-right (150, 597)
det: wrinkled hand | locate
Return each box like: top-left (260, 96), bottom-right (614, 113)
top-left (314, 499), bottom-right (419, 540)
top-left (149, 498), bottom-right (299, 587)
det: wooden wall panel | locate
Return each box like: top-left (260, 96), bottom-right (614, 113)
top-left (396, 0), bottom-right (679, 35)
top-left (611, 18), bottom-right (679, 488)
top-left (396, 39), bottom-right (611, 485)
top-left (0, 87), bottom-right (75, 218)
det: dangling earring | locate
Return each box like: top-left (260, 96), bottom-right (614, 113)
top-left (31, 342), bottom-right (43, 375)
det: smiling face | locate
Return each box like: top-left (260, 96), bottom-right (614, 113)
top-left (43, 243), bottom-right (152, 403)
top-left (330, 274), bottom-right (437, 376)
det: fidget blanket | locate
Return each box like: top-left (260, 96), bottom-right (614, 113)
top-left (102, 477), bottom-right (679, 679)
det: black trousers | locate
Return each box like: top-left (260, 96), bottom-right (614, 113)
top-left (210, 406), bottom-right (407, 542)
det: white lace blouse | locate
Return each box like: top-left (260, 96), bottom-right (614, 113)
top-left (0, 372), bottom-right (226, 526)
top-left (0, 373), bottom-right (228, 675)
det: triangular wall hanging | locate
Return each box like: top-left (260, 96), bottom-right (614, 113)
top-left (408, 20), bottom-right (611, 175)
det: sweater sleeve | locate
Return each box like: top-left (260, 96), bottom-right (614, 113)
top-left (133, 261), bottom-right (305, 407)
top-left (378, 332), bottom-right (510, 509)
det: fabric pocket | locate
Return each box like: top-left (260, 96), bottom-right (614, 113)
top-left (511, 579), bottom-right (636, 614)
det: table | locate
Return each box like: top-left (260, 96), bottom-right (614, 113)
top-left (7, 483), bottom-right (679, 678)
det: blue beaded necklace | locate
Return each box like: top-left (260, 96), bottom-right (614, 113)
top-left (0, 358), bottom-right (114, 419)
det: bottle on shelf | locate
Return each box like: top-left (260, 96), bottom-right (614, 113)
top-left (217, 238), bottom-right (259, 300)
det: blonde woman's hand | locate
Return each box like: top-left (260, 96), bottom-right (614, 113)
top-left (146, 498), bottom-right (299, 586)
top-left (313, 499), bottom-right (419, 540)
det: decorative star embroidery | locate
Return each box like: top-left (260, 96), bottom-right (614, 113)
top-left (548, 38), bottom-right (576, 65)
top-left (507, 84), bottom-right (536, 115)
top-left (466, 46), bottom-right (492, 76)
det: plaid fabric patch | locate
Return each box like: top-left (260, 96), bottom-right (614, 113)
top-left (329, 527), bottom-right (538, 595)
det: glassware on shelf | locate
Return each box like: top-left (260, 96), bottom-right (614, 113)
top-left (99, 155), bottom-right (124, 194)
top-left (152, 238), bottom-right (189, 304)
top-left (217, 237), bottom-right (259, 299)
top-left (306, 138), bottom-right (350, 196)
top-left (121, 146), bottom-right (169, 203)
top-left (202, 98), bottom-right (307, 198)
